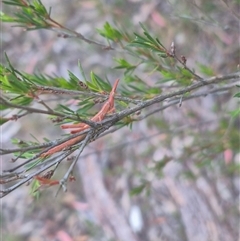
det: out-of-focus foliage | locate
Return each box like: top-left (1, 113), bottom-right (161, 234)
top-left (1, 0), bottom-right (239, 241)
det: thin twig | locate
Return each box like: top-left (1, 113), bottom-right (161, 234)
top-left (1, 128), bottom-right (91, 173)
top-left (1, 73), bottom-right (238, 157)
top-left (56, 130), bottom-right (94, 194)
top-left (0, 142), bottom-right (51, 155)
top-left (0, 150), bottom-right (73, 198)
top-left (0, 72), bottom-right (238, 197)
top-left (139, 86), bottom-right (235, 121)
top-left (96, 72), bottom-right (240, 127)
top-left (0, 118), bottom-right (218, 180)
top-left (37, 98), bottom-right (54, 112)
top-left (33, 84), bottom-right (142, 104)
top-left (0, 96), bottom-right (98, 127)
top-left (47, 17), bottom-right (112, 49)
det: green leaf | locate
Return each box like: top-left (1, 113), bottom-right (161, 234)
top-left (229, 109), bottom-right (240, 117)
top-left (31, 0), bottom-right (48, 17)
top-left (0, 104), bottom-right (9, 110)
top-left (128, 23), bottom-right (166, 54)
top-left (198, 63), bottom-right (215, 76)
top-left (114, 58), bottom-right (136, 75)
top-left (90, 72), bottom-right (109, 91)
top-left (0, 117), bottom-right (9, 125)
top-left (158, 53), bottom-right (168, 58)
top-left (68, 70), bottom-right (80, 86)
top-left (127, 83), bottom-right (148, 94)
top-left (97, 22), bottom-right (122, 41)
top-left (179, 67), bottom-right (193, 78)
top-left (139, 22), bottom-right (160, 47)
top-left (76, 101), bottom-right (95, 116)
top-left (12, 96), bottom-right (33, 105)
top-left (233, 92), bottom-right (240, 98)
top-left (78, 60), bottom-right (87, 82)
top-left (2, 0), bottom-right (51, 30)
top-left (0, 12), bottom-right (16, 22)
top-left (25, 159), bottom-right (41, 171)
top-left (30, 179), bottom-right (41, 198)
top-left (114, 58), bottom-right (133, 69)
top-left (130, 184), bottom-right (146, 196)
top-left (57, 104), bottom-right (75, 114)
top-left (29, 134), bottom-right (41, 144)
top-left (148, 87), bottom-right (162, 95)
top-left (2, 0), bottom-right (27, 7)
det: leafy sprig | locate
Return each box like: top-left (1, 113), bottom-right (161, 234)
top-left (1, 0), bottom-right (239, 198)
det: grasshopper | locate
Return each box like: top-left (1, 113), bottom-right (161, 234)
top-left (41, 79), bottom-right (119, 157)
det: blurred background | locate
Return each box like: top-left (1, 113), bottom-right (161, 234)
top-left (1, 0), bottom-right (239, 241)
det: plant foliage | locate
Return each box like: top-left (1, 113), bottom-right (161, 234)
top-left (0, 0), bottom-right (239, 198)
